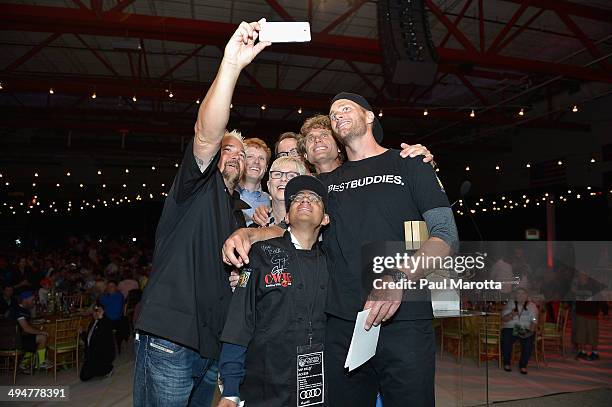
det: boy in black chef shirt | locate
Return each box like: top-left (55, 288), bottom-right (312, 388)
top-left (218, 175), bottom-right (330, 407)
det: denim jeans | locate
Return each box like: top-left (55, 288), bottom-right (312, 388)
top-left (133, 332), bottom-right (218, 407)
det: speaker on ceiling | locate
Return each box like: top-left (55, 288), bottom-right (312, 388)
top-left (377, 0), bottom-right (438, 86)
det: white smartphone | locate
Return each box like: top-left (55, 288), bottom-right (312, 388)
top-left (259, 21), bottom-right (311, 43)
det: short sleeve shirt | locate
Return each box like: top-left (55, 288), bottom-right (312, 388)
top-left (318, 150), bottom-right (450, 321)
top-left (136, 140), bottom-right (248, 358)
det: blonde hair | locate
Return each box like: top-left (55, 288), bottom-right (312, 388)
top-left (244, 137), bottom-right (272, 164)
top-left (223, 129), bottom-right (245, 150)
top-left (269, 156), bottom-right (308, 175)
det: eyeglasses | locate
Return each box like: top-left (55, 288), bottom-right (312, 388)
top-left (269, 170), bottom-right (300, 180)
top-left (290, 192), bottom-right (323, 205)
top-left (277, 148), bottom-right (299, 157)
top-left (305, 132), bottom-right (331, 145)
top-left (329, 105), bottom-right (353, 122)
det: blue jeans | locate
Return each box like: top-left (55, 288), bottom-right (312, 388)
top-left (133, 332), bottom-right (218, 407)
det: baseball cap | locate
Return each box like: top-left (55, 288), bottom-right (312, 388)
top-left (284, 175), bottom-right (328, 212)
top-left (331, 92), bottom-right (384, 143)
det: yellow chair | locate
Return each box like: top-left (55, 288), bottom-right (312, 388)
top-left (63, 294), bottom-right (83, 311)
top-left (440, 317), bottom-right (468, 362)
top-left (0, 322), bottom-right (24, 384)
top-left (477, 313), bottom-right (502, 368)
top-left (542, 306), bottom-right (569, 358)
top-left (48, 317), bottom-right (81, 381)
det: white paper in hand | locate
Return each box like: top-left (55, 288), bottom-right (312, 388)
top-left (344, 309), bottom-right (381, 372)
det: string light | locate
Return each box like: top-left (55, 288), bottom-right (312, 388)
top-left (66, 171), bottom-right (71, 177)
top-left (97, 170), bottom-right (102, 175)
top-left (132, 95), bottom-right (137, 102)
top-left (298, 107), bottom-right (303, 114)
top-left (261, 104), bottom-right (266, 110)
top-left (91, 91), bottom-right (97, 99)
top-left (518, 108), bottom-right (524, 116)
top-left (590, 158), bottom-right (596, 163)
top-left (174, 163), bottom-right (179, 168)
top-left (465, 166), bottom-right (470, 171)
top-left (196, 98), bottom-right (200, 104)
top-left (378, 110), bottom-right (383, 118)
top-left (0, 81), bottom-right (3, 90)
top-left (34, 172), bottom-right (38, 177)
top-left (526, 163), bottom-right (531, 168)
top-left (230, 103), bottom-right (233, 109)
top-left (495, 165), bottom-right (500, 171)
top-left (423, 109), bottom-right (428, 116)
top-left (125, 168), bottom-right (129, 173)
top-left (151, 166), bottom-right (156, 171)
top-left (169, 91), bottom-right (174, 98)
top-left (557, 160), bottom-right (563, 166)
top-left (49, 88), bottom-right (54, 95)
top-left (572, 105), bottom-right (578, 112)
top-left (469, 109), bottom-right (475, 118)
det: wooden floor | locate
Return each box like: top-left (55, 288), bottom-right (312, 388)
top-left (2, 317), bottom-right (611, 406)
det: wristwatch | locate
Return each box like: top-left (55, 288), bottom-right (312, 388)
top-left (385, 269), bottom-right (406, 283)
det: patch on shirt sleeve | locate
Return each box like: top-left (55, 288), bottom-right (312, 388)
top-left (238, 270), bottom-right (251, 288)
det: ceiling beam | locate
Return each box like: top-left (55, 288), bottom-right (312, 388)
top-left (3, 32), bottom-right (61, 72)
top-left (0, 74), bottom-right (590, 132)
top-left (2, 4), bottom-right (610, 84)
top-left (498, 0), bottom-right (612, 22)
top-left (265, 0), bottom-right (295, 22)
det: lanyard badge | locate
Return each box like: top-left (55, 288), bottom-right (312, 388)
top-left (296, 342), bottom-right (324, 406)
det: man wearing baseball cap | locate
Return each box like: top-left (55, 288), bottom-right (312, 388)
top-left (217, 175), bottom-right (330, 407)
top-left (10, 290), bottom-right (52, 370)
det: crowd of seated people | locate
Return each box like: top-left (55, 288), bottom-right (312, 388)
top-left (0, 236), bottom-right (150, 377)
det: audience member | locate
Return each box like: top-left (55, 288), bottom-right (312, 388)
top-left (80, 303), bottom-right (115, 381)
top-left (501, 288), bottom-right (538, 374)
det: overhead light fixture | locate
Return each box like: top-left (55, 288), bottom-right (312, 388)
top-left (469, 109), bottom-right (475, 118)
top-left (572, 105), bottom-right (578, 112)
top-left (518, 108), bottom-right (524, 116)
top-left (423, 109), bottom-right (428, 116)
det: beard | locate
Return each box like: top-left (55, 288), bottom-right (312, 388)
top-left (336, 119), bottom-right (367, 147)
top-left (222, 161), bottom-right (241, 189)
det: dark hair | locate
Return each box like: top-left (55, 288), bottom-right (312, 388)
top-left (94, 302), bottom-right (105, 311)
top-left (274, 132), bottom-right (299, 155)
top-left (107, 280), bottom-right (118, 286)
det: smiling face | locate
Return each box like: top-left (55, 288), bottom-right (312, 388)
top-left (304, 128), bottom-right (339, 166)
top-left (285, 189), bottom-right (329, 228)
top-left (218, 135), bottom-right (246, 189)
top-left (244, 145), bottom-right (268, 184)
top-left (329, 99), bottom-right (370, 146)
top-left (267, 161), bottom-right (301, 202)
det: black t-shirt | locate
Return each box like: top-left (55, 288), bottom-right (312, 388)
top-left (136, 140), bottom-right (248, 358)
top-left (319, 149), bottom-right (450, 321)
top-left (9, 304), bottom-right (30, 322)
